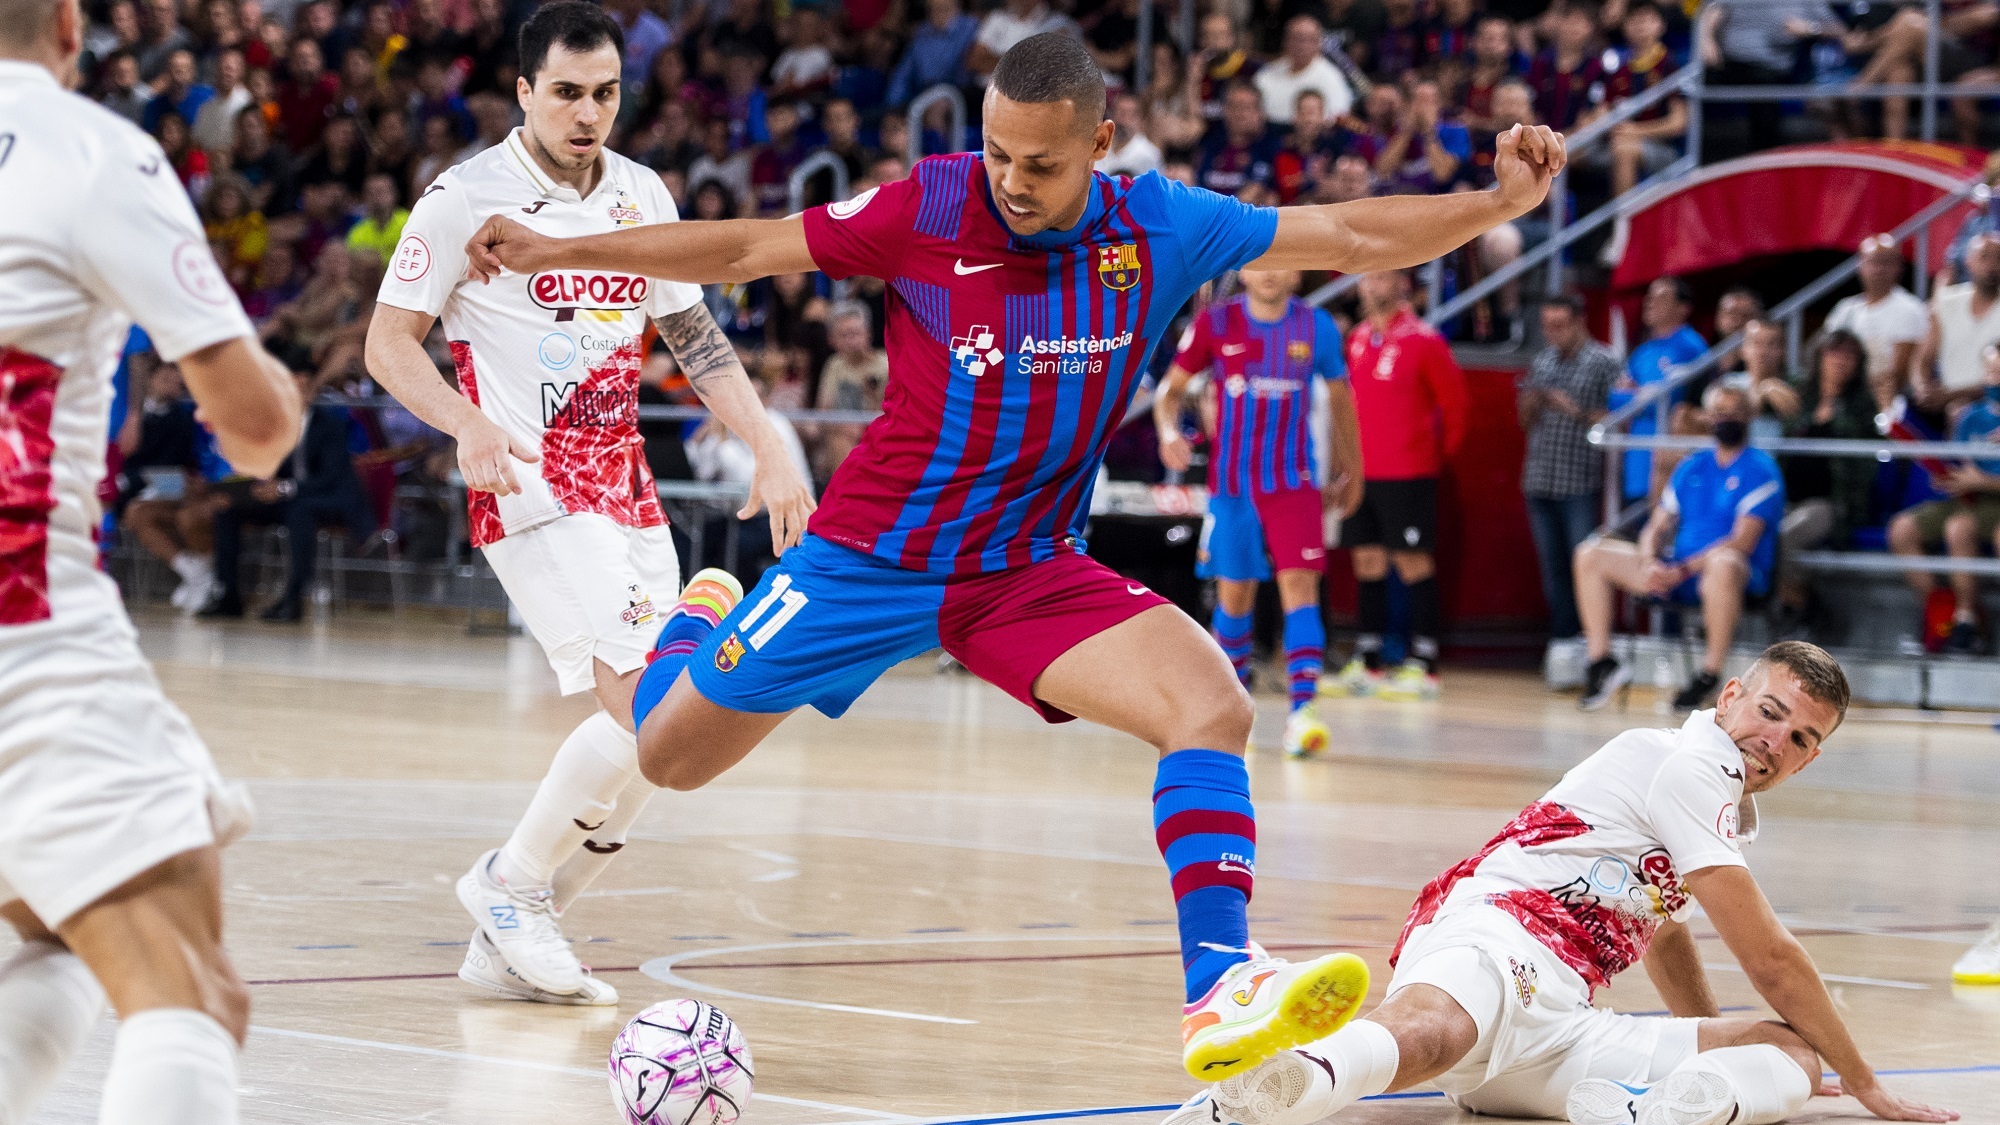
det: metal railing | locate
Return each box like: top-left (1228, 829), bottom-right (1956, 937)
top-left (906, 84), bottom-right (969, 169)
top-left (786, 149), bottom-right (851, 215)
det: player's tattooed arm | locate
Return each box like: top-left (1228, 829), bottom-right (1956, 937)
top-left (654, 303), bottom-right (739, 395)
top-left (653, 303), bottom-right (818, 553)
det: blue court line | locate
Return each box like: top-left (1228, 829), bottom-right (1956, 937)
top-left (925, 1062), bottom-right (2000, 1125)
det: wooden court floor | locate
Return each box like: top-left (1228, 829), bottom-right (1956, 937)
top-left (15, 608), bottom-right (2000, 1124)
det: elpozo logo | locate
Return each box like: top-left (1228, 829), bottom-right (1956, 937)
top-left (529, 271), bottom-right (650, 323)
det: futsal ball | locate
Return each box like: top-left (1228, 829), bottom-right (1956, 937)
top-left (608, 999), bottom-right (755, 1125)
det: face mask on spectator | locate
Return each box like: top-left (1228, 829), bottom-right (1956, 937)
top-left (1712, 419), bottom-right (1748, 448)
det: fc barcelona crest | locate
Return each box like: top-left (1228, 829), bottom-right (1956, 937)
top-left (1288, 340), bottom-right (1312, 362)
top-left (1097, 243), bottom-right (1141, 290)
top-left (714, 633), bottom-right (746, 672)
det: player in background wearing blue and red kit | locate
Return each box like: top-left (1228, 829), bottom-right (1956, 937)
top-left (1329, 270), bottom-right (1469, 702)
top-left (462, 32), bottom-right (1566, 1081)
top-left (1153, 269), bottom-right (1361, 759)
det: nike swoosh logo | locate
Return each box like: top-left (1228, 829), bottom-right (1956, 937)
top-left (1127, 584), bottom-right (1148, 596)
top-left (954, 259), bottom-right (1001, 275)
top-left (1218, 861), bottom-right (1253, 874)
top-left (1220, 344), bottom-right (1248, 355)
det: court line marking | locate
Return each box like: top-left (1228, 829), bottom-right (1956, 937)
top-left (247, 1025), bottom-right (908, 1121)
top-left (791, 1065), bottom-right (2000, 1125)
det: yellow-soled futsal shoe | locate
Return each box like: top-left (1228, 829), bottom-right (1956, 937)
top-left (1953, 921), bottom-right (2000, 985)
top-left (1181, 949), bottom-right (1371, 1081)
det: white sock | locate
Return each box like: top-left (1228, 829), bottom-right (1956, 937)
top-left (553, 772), bottom-right (659, 913)
top-left (1672, 1044), bottom-right (1813, 1125)
top-left (1283, 1019), bottom-right (1401, 1124)
top-left (0, 941), bottom-right (104, 1125)
top-left (98, 1009), bottom-right (238, 1125)
top-left (494, 711), bottom-right (640, 888)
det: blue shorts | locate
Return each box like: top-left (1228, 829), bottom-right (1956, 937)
top-left (1669, 567), bottom-right (1771, 604)
top-left (1196, 488), bottom-right (1327, 582)
top-left (684, 534), bottom-right (1171, 721)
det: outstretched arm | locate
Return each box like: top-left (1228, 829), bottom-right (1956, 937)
top-left (1246, 123), bottom-right (1566, 274)
top-left (465, 214), bottom-right (818, 286)
top-left (654, 303), bottom-right (816, 552)
top-left (1689, 865), bottom-right (1957, 1122)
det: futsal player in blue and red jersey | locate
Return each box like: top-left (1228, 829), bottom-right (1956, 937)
top-left (463, 32), bottom-right (1567, 1080)
top-left (1153, 269), bottom-right (1361, 759)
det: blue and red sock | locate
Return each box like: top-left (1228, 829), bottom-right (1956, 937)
top-left (1154, 749), bottom-right (1257, 1004)
top-left (1283, 606), bottom-right (1325, 711)
top-left (631, 581), bottom-right (733, 729)
top-left (1211, 609), bottom-right (1254, 688)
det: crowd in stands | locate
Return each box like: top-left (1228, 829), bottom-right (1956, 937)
top-left (1520, 226), bottom-right (2000, 712)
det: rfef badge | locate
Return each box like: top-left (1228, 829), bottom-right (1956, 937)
top-left (1098, 244), bottom-right (1141, 290)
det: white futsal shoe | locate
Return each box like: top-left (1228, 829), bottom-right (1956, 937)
top-left (1208, 1049), bottom-right (1322, 1125)
top-left (1181, 946), bottom-right (1370, 1081)
top-left (1566, 1078), bottom-right (1650, 1125)
top-left (457, 847), bottom-right (586, 995)
top-left (1952, 920), bottom-right (2000, 985)
top-left (1568, 1069), bottom-right (1735, 1125)
top-left (1161, 1088), bottom-right (1243, 1125)
top-left (458, 929), bottom-right (618, 1005)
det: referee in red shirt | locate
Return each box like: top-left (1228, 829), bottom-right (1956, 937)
top-left (1330, 270), bottom-right (1469, 700)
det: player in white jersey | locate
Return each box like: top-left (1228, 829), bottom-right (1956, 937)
top-left (0, 0), bottom-right (302, 1120)
top-left (364, 2), bottom-right (812, 1003)
top-left (1169, 642), bottom-right (1957, 1125)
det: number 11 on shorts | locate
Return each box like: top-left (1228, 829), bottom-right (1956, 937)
top-left (737, 573), bottom-right (808, 650)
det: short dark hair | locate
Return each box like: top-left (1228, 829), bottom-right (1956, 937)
top-left (1748, 641), bottom-right (1851, 722)
top-left (1720, 284), bottom-right (1765, 312)
top-left (1542, 292), bottom-right (1586, 317)
top-left (518, 1), bottom-right (624, 87)
top-left (1624, 0), bottom-right (1664, 20)
top-left (991, 31), bottom-right (1107, 131)
top-left (1654, 275), bottom-right (1692, 305)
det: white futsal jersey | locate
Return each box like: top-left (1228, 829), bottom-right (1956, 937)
top-left (0, 60), bottom-right (252, 624)
top-left (0, 61), bottom-right (253, 929)
top-left (1395, 709), bottom-right (1757, 994)
top-left (375, 129), bottom-right (702, 548)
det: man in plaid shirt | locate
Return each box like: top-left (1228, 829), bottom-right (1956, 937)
top-left (1518, 294), bottom-right (1620, 643)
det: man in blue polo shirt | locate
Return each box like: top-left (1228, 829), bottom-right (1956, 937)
top-left (1612, 276), bottom-right (1708, 503)
top-left (1573, 383), bottom-right (1785, 710)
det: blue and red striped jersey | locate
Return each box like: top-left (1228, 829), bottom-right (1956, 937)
top-left (1173, 295), bottom-right (1345, 498)
top-left (799, 155), bottom-right (1279, 575)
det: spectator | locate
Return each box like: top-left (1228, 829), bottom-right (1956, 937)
top-left (697, 0), bottom-right (780, 67)
top-left (1140, 40), bottom-right (1205, 151)
top-left (1918, 233), bottom-right (2000, 415)
top-left (344, 171), bottom-right (407, 264)
top-left (1189, 12), bottom-right (1259, 123)
top-left (1847, 0), bottom-right (1996, 142)
top-left (1575, 383), bottom-right (1786, 711)
top-left (637, 98), bottom-right (701, 176)
top-left (460, 0), bottom-right (513, 97)
top-left (749, 100), bottom-right (807, 216)
top-left (1345, 83), bottom-right (1404, 167)
top-left (1735, 317), bottom-right (1801, 445)
top-left (688, 119), bottom-right (753, 211)
top-left (368, 103), bottom-right (415, 187)
top-left (1272, 88), bottom-right (1338, 204)
top-left (333, 43), bottom-right (381, 120)
top-left (1373, 77), bottom-right (1470, 194)
top-left (1825, 233), bottom-right (1928, 409)
top-left (1519, 294), bottom-right (1622, 644)
top-left (1944, 153), bottom-right (2000, 285)
top-left (1320, 151), bottom-right (1377, 203)
top-left (685, 375), bottom-right (812, 580)
top-left (771, 7), bottom-right (837, 100)
top-left (1372, 0), bottom-right (1425, 81)
top-left (455, 89), bottom-right (512, 162)
top-left (1526, 0), bottom-right (1606, 133)
top-left (192, 45), bottom-right (251, 153)
top-left (604, 0), bottom-right (673, 104)
top-left (138, 0), bottom-right (195, 79)
top-left (296, 110), bottom-right (369, 196)
top-left (807, 301), bottom-right (887, 483)
top-left (1097, 88), bottom-right (1162, 178)
top-left (1254, 15), bottom-right (1354, 125)
top-left (1196, 82), bottom-right (1279, 204)
top-left (409, 111), bottom-right (463, 197)
top-left (1463, 77), bottom-right (1538, 189)
top-left (276, 35), bottom-right (338, 150)
top-left (156, 109), bottom-right (211, 200)
top-left (1706, 284), bottom-right (1764, 380)
top-left (1423, 0), bottom-right (1482, 88)
top-left (969, 0), bottom-right (1077, 84)
top-left (408, 55), bottom-right (473, 142)
top-left (1698, 0), bottom-right (1830, 152)
top-left (115, 363), bottom-right (220, 613)
top-left (1765, 329), bottom-right (1880, 635)
top-left (203, 373), bottom-right (377, 621)
top-left (145, 46), bottom-right (214, 133)
top-left (241, 239), bottom-right (302, 323)
top-left (1887, 344), bottom-right (2000, 654)
top-left (887, 0), bottom-right (979, 108)
top-left (1611, 275), bottom-right (1705, 504)
top-left (1458, 14), bottom-right (1525, 132)
top-left (202, 172), bottom-right (267, 285)
top-left (99, 48), bottom-right (153, 126)
top-left (1592, 1), bottom-right (1685, 196)
top-left (1329, 270), bottom-right (1469, 701)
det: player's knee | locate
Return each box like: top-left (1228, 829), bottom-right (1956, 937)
top-left (1724, 1020), bottom-right (1819, 1085)
top-left (1160, 676), bottom-right (1254, 752)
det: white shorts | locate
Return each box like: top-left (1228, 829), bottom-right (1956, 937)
top-left (0, 570), bottom-right (234, 930)
top-left (482, 513), bottom-right (682, 696)
top-left (1387, 904), bottom-right (1702, 1118)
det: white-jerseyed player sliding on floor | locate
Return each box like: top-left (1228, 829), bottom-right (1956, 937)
top-left (1168, 642), bottom-right (1958, 1125)
top-left (363, 2), bottom-right (811, 1004)
top-left (0, 0), bottom-right (303, 1118)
